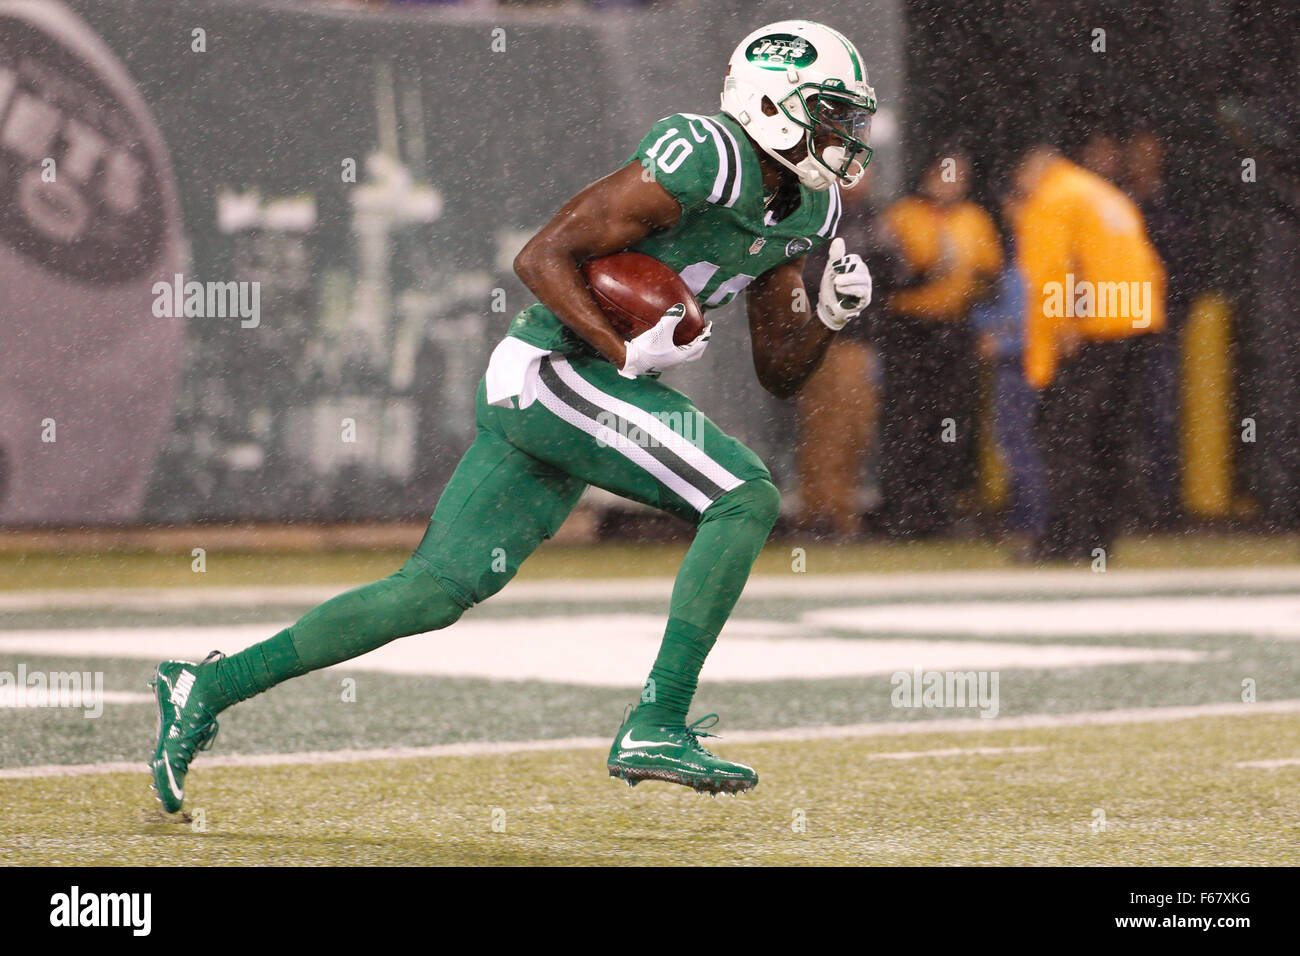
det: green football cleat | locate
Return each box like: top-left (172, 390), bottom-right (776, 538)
top-left (147, 652), bottom-right (223, 813)
top-left (607, 712), bottom-right (757, 794)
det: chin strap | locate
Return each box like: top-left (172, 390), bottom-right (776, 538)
top-left (759, 136), bottom-right (862, 191)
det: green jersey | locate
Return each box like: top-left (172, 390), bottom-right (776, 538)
top-left (506, 111), bottom-right (843, 355)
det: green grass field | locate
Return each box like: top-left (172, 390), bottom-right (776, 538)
top-left (3, 714), bottom-right (1297, 866)
top-left (3, 535), bottom-right (1300, 866)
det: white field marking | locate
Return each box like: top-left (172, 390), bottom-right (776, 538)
top-left (1234, 757), bottom-right (1300, 769)
top-left (806, 594), bottom-right (1300, 638)
top-left (5, 565), bottom-right (1300, 611)
top-left (714, 699), bottom-right (1300, 742)
top-left (866, 746), bottom-right (1044, 760)
top-left (3, 700), bottom-right (1296, 780)
top-left (0, 615), bottom-right (1207, 686)
top-left (0, 690), bottom-right (149, 708)
top-left (0, 586), bottom-right (348, 611)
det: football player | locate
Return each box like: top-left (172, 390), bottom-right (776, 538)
top-left (149, 19), bottom-right (876, 804)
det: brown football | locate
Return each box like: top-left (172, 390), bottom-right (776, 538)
top-left (580, 252), bottom-right (706, 346)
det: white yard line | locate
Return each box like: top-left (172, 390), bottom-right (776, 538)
top-left (866, 746), bottom-right (1044, 760)
top-left (0, 691), bottom-right (150, 708)
top-left (805, 594), bottom-right (1300, 638)
top-left (3, 699), bottom-right (1295, 780)
top-left (0, 618), bottom-right (1209, 684)
top-left (3, 565), bottom-right (1300, 611)
top-left (715, 699), bottom-right (1300, 742)
top-left (1234, 757), bottom-right (1300, 769)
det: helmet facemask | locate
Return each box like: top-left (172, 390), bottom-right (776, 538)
top-left (776, 82), bottom-right (876, 188)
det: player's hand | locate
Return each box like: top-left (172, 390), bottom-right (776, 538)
top-left (619, 304), bottom-right (712, 378)
top-left (816, 236), bottom-right (873, 331)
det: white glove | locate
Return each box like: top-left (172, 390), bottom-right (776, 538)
top-left (618, 304), bottom-right (712, 379)
top-left (816, 236), bottom-right (873, 331)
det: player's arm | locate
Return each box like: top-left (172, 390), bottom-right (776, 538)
top-left (747, 238), bottom-right (873, 399)
top-left (513, 162), bottom-right (681, 368)
top-left (746, 256), bottom-right (835, 400)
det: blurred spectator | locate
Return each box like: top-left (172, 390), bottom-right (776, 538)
top-left (1078, 129), bottom-right (1124, 184)
top-left (1012, 144), bottom-right (1166, 562)
top-left (874, 149), bottom-right (1001, 537)
top-left (796, 168), bottom-right (891, 539)
top-left (1125, 126), bottom-right (1198, 528)
top-left (972, 207), bottom-right (1047, 542)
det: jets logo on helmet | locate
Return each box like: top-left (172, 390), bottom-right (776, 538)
top-left (746, 34), bottom-right (818, 69)
top-left (721, 20), bottom-right (876, 191)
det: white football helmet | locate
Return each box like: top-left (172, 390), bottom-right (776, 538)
top-left (721, 20), bottom-right (876, 191)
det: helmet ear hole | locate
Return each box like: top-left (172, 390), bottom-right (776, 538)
top-left (760, 96), bottom-right (779, 117)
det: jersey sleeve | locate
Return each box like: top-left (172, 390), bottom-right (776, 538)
top-left (631, 113), bottom-right (743, 213)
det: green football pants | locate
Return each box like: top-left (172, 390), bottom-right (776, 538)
top-left (201, 350), bottom-right (780, 718)
top-left (414, 352), bottom-right (776, 607)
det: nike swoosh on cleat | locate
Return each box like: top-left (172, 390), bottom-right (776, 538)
top-left (620, 729), bottom-right (672, 750)
top-left (158, 758), bottom-right (183, 801)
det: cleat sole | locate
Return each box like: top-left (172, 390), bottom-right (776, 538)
top-left (607, 763), bottom-right (757, 795)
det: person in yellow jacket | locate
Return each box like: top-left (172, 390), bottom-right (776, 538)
top-left (876, 149), bottom-right (1002, 537)
top-left (1011, 144), bottom-right (1166, 561)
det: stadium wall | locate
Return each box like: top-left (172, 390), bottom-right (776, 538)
top-left (0, 0), bottom-right (904, 526)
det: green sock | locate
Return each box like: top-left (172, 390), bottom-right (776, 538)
top-left (197, 563), bottom-right (467, 715)
top-left (635, 619), bottom-right (718, 725)
top-left (633, 479), bottom-right (780, 725)
top-left (200, 629), bottom-right (306, 714)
